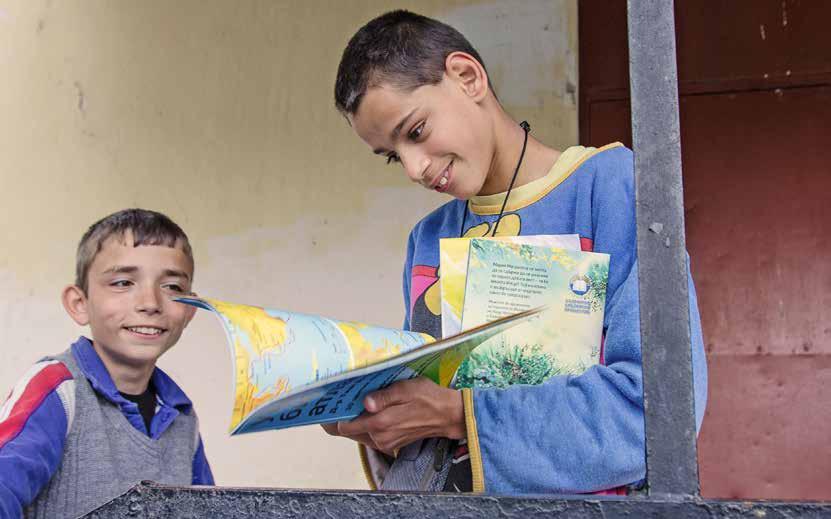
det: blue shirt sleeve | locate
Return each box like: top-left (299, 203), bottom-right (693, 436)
top-left (191, 435), bottom-right (214, 485)
top-left (0, 389), bottom-right (69, 518)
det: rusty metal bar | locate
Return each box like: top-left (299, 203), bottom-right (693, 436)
top-left (627, 0), bottom-right (699, 496)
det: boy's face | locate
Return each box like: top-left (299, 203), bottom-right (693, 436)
top-left (349, 76), bottom-right (495, 200)
top-left (66, 231), bottom-right (195, 370)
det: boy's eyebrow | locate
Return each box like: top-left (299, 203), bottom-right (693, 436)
top-left (163, 269), bottom-right (191, 281)
top-left (102, 265), bottom-right (138, 276)
top-left (373, 108), bottom-right (418, 155)
top-left (100, 266), bottom-right (190, 281)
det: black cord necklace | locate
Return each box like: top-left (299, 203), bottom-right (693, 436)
top-left (459, 120), bottom-right (531, 238)
top-left (440, 120), bottom-right (531, 489)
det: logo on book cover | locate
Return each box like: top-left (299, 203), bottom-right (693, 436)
top-left (569, 274), bottom-right (592, 296)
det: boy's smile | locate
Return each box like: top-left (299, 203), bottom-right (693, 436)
top-left (64, 231), bottom-right (195, 382)
top-left (430, 158), bottom-right (454, 193)
top-left (348, 76), bottom-right (497, 200)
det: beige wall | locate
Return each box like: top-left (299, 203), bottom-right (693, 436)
top-left (0, 0), bottom-right (577, 488)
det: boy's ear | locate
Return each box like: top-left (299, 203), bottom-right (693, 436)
top-left (62, 285), bottom-right (90, 326)
top-left (445, 51), bottom-right (489, 103)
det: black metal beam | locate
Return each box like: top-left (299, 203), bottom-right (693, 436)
top-left (627, 0), bottom-right (699, 496)
top-left (87, 483), bottom-right (831, 518)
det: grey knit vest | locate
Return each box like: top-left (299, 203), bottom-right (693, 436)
top-left (24, 349), bottom-right (198, 519)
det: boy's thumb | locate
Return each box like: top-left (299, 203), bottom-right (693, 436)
top-left (364, 394), bottom-right (382, 413)
top-left (364, 387), bottom-right (395, 413)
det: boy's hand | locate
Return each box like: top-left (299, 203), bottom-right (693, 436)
top-left (333, 377), bottom-right (466, 456)
top-left (320, 422), bottom-right (380, 451)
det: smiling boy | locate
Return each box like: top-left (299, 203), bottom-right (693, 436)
top-left (326, 10), bottom-right (707, 494)
top-left (0, 209), bottom-right (213, 518)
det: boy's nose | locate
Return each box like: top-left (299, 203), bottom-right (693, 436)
top-left (400, 150), bottom-right (431, 185)
top-left (136, 286), bottom-right (162, 314)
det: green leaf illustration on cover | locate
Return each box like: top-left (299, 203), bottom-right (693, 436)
top-left (455, 239), bottom-right (609, 389)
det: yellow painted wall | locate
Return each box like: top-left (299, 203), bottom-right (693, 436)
top-left (0, 0), bottom-right (577, 488)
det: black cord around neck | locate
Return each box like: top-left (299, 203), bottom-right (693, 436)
top-left (459, 121), bottom-right (531, 237)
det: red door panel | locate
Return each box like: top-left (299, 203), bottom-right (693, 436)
top-left (700, 354), bottom-right (831, 500)
top-left (580, 0), bottom-right (831, 501)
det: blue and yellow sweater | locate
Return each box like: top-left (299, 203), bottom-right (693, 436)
top-left (362, 143), bottom-right (708, 494)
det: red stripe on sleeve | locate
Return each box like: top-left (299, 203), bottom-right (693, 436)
top-left (0, 363), bottom-right (72, 449)
top-left (580, 237), bottom-right (594, 252)
top-left (599, 333), bottom-right (606, 366)
top-left (411, 265), bottom-right (438, 277)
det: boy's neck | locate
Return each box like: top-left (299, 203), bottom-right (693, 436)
top-left (91, 340), bottom-right (156, 395)
top-left (479, 109), bottom-right (561, 196)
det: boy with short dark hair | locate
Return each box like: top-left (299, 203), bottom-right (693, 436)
top-left (326, 10), bottom-right (707, 494)
top-left (0, 209), bottom-right (213, 518)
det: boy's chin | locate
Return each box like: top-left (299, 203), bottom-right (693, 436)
top-left (119, 337), bottom-right (176, 359)
top-left (455, 189), bottom-right (482, 201)
top-left (117, 347), bottom-right (173, 370)
top-left (124, 342), bottom-right (169, 357)
top-left (444, 183), bottom-right (479, 201)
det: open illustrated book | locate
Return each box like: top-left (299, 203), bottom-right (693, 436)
top-left (178, 236), bottom-right (610, 435)
top-left (175, 296), bottom-right (542, 435)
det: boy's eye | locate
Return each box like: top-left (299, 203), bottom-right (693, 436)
top-left (386, 152), bottom-right (401, 165)
top-left (163, 283), bottom-right (185, 293)
top-left (408, 122), bottom-right (425, 141)
top-left (110, 280), bottom-right (133, 288)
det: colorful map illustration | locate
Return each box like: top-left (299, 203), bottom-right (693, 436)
top-left (177, 297), bottom-right (540, 434)
top-left (178, 298), bottom-right (431, 432)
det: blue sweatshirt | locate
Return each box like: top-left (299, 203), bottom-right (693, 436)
top-left (0, 337), bottom-right (213, 518)
top-left (400, 143), bottom-right (708, 494)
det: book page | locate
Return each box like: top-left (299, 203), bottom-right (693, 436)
top-left (236, 356), bottom-right (435, 433)
top-left (456, 239), bottom-right (609, 389)
top-left (176, 298), bottom-right (432, 432)
top-left (237, 346), bottom-right (453, 433)
top-left (176, 297), bottom-right (541, 434)
top-left (439, 234), bottom-right (580, 338)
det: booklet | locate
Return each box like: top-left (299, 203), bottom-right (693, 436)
top-left (176, 297), bottom-right (542, 435)
top-left (439, 234), bottom-right (581, 338)
top-left (451, 238), bottom-right (610, 389)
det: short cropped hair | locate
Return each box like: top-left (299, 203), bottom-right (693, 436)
top-left (334, 10), bottom-right (490, 115)
top-left (75, 208), bottom-right (193, 292)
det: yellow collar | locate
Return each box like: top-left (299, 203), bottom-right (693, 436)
top-left (469, 142), bottom-right (623, 215)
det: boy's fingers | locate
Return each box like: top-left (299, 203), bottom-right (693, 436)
top-left (338, 415), bottom-right (370, 436)
top-left (322, 421), bottom-right (379, 449)
top-left (339, 411), bottom-right (396, 437)
top-left (364, 378), bottom-right (419, 413)
top-left (321, 422), bottom-right (340, 436)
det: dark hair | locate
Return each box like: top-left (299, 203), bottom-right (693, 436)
top-left (75, 208), bottom-right (193, 292)
top-left (334, 10), bottom-right (489, 115)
